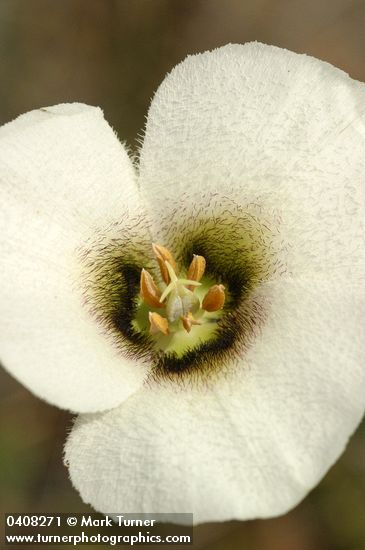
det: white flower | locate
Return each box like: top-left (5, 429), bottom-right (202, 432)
top-left (1, 43), bottom-right (365, 525)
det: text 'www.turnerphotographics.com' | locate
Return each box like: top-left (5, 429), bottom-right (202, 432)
top-left (4, 513), bottom-right (193, 546)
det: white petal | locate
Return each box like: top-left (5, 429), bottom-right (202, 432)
top-left (139, 43), bottom-right (365, 277)
top-left (0, 104), bottom-right (149, 413)
top-left (64, 46), bottom-right (365, 520)
top-left (65, 277), bottom-right (365, 523)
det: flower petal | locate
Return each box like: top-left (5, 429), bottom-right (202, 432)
top-left (65, 277), bottom-right (365, 523)
top-left (139, 43), bottom-right (365, 278)
top-left (0, 104), bottom-right (150, 413)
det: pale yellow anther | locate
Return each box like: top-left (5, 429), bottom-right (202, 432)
top-left (149, 312), bottom-right (169, 336)
top-left (140, 269), bottom-right (163, 308)
top-left (152, 243), bottom-right (177, 284)
top-left (202, 284), bottom-right (226, 312)
top-left (187, 255), bottom-right (206, 290)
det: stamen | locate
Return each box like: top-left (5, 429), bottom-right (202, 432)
top-left (182, 313), bottom-right (202, 333)
top-left (152, 244), bottom-right (177, 284)
top-left (149, 312), bottom-right (169, 335)
top-left (202, 284), bottom-right (226, 312)
top-left (187, 255), bottom-right (206, 290)
top-left (182, 315), bottom-right (192, 333)
top-left (140, 269), bottom-right (163, 308)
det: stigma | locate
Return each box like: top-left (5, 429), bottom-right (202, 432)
top-left (140, 244), bottom-right (225, 337)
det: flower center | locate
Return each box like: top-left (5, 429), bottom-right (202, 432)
top-left (133, 244), bottom-right (226, 357)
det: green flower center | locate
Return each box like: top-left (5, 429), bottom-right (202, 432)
top-left (134, 246), bottom-right (226, 357)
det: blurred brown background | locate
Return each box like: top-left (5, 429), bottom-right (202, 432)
top-left (1, 1), bottom-right (365, 549)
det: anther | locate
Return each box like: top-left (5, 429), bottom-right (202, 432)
top-left (187, 255), bottom-right (206, 290)
top-left (202, 284), bottom-right (226, 312)
top-left (140, 269), bottom-right (163, 308)
top-left (152, 244), bottom-right (177, 284)
top-left (181, 313), bottom-right (202, 333)
top-left (149, 312), bottom-right (169, 336)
